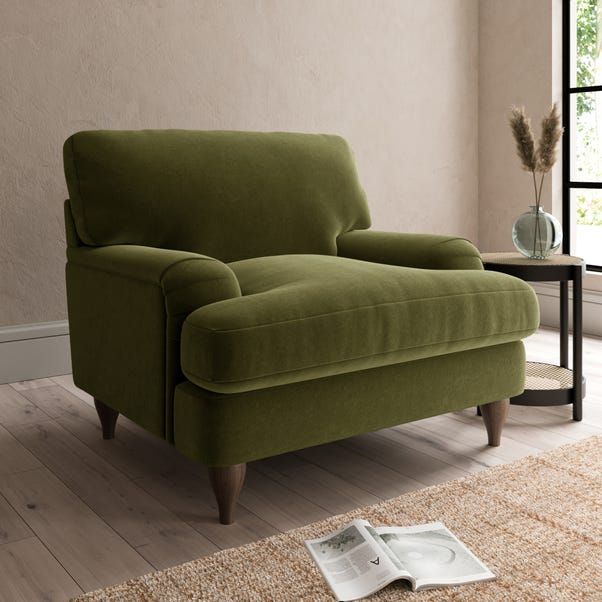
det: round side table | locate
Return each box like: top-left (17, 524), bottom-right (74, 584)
top-left (481, 252), bottom-right (586, 422)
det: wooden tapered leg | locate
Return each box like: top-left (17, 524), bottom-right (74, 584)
top-left (208, 464), bottom-right (246, 525)
top-left (479, 398), bottom-right (509, 447)
top-left (94, 399), bottom-right (119, 440)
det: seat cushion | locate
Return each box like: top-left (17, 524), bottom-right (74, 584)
top-left (181, 255), bottom-right (539, 393)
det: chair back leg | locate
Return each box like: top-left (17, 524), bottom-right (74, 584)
top-left (94, 399), bottom-right (119, 440)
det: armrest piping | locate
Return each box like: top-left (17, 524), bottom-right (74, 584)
top-left (158, 256), bottom-right (220, 284)
top-left (432, 236), bottom-right (476, 249)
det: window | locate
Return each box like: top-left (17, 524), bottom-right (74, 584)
top-left (564, 0), bottom-right (602, 271)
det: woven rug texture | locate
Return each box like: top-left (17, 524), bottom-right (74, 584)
top-left (74, 436), bottom-right (602, 601)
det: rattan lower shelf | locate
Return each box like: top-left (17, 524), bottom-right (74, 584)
top-left (511, 361), bottom-right (587, 406)
top-left (481, 253), bottom-right (585, 420)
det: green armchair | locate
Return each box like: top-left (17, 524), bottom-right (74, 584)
top-left (63, 130), bottom-right (539, 524)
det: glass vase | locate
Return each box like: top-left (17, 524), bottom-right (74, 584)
top-left (512, 205), bottom-right (562, 259)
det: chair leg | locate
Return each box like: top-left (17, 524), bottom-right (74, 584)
top-left (479, 398), bottom-right (509, 447)
top-left (208, 464), bottom-right (246, 525)
top-left (94, 399), bottom-right (119, 440)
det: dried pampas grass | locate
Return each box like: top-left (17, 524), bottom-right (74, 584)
top-left (536, 104), bottom-right (563, 173)
top-left (508, 103), bottom-right (564, 208)
top-left (509, 106), bottom-right (537, 172)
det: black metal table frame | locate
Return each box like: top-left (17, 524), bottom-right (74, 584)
top-left (483, 261), bottom-right (584, 422)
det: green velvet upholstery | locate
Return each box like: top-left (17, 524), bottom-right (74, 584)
top-left (63, 130), bottom-right (370, 261)
top-left (174, 342), bottom-right (526, 466)
top-left (181, 254), bottom-right (538, 393)
top-left (337, 230), bottom-right (484, 270)
top-left (66, 243), bottom-right (240, 439)
top-left (62, 130), bottom-right (540, 501)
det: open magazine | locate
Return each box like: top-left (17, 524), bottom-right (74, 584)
top-left (305, 520), bottom-right (494, 601)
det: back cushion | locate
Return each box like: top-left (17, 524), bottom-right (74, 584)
top-left (63, 130), bottom-right (371, 262)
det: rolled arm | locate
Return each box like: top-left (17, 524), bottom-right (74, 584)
top-left (66, 245), bottom-right (240, 439)
top-left (337, 230), bottom-right (483, 270)
top-left (67, 245), bottom-right (241, 315)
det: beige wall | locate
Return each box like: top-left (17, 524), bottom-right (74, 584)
top-left (478, 0), bottom-right (559, 253)
top-left (1, 0), bottom-right (480, 327)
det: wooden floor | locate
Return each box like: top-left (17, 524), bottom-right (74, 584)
top-left (0, 328), bottom-right (600, 601)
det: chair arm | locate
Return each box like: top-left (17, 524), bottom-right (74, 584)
top-left (337, 230), bottom-right (483, 270)
top-left (67, 245), bottom-right (241, 316)
top-left (66, 245), bottom-right (241, 440)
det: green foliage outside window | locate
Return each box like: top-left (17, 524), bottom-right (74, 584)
top-left (575, 0), bottom-right (602, 225)
top-left (576, 194), bottom-right (602, 224)
top-left (576, 0), bottom-right (600, 115)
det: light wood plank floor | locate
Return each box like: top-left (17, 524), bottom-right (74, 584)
top-left (0, 328), bottom-right (600, 600)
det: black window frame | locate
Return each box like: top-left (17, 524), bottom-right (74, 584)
top-left (563, 0), bottom-right (602, 272)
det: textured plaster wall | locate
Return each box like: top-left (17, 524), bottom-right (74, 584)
top-left (478, 0), bottom-right (559, 252)
top-left (0, 0), bottom-right (479, 327)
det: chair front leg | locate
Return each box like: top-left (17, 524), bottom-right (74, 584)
top-left (208, 463), bottom-right (247, 525)
top-left (479, 398), bottom-right (509, 447)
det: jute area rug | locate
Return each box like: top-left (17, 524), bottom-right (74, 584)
top-left (75, 436), bottom-right (602, 601)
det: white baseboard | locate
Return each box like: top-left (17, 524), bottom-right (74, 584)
top-left (532, 283), bottom-right (602, 337)
top-left (0, 320), bottom-right (71, 384)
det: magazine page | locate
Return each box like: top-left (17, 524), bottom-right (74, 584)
top-left (373, 522), bottom-right (495, 591)
top-left (363, 524), bottom-right (412, 576)
top-left (305, 519), bottom-right (406, 601)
